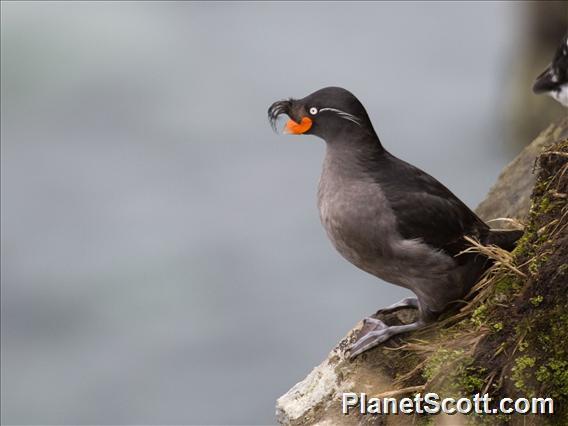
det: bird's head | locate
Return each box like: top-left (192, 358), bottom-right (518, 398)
top-left (268, 87), bottom-right (374, 141)
top-left (532, 34), bottom-right (568, 97)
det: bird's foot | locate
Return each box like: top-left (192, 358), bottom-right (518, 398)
top-left (375, 297), bottom-right (419, 315)
top-left (348, 320), bottom-right (425, 359)
top-left (348, 323), bottom-right (393, 359)
top-left (362, 316), bottom-right (388, 328)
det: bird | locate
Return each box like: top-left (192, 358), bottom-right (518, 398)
top-left (533, 33), bottom-right (568, 107)
top-left (268, 87), bottom-right (523, 358)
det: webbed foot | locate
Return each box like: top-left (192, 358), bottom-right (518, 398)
top-left (348, 320), bottom-right (425, 359)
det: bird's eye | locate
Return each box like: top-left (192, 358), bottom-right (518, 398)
top-left (309, 107), bottom-right (318, 115)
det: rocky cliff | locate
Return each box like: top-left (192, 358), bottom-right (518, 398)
top-left (276, 117), bottom-right (568, 426)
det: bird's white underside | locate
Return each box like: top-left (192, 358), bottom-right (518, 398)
top-left (549, 84), bottom-right (568, 107)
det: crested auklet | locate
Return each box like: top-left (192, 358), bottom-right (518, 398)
top-left (533, 33), bottom-right (568, 107)
top-left (268, 87), bottom-right (523, 358)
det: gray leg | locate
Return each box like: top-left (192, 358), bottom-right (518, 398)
top-left (358, 298), bottom-right (419, 331)
top-left (375, 297), bottom-right (419, 314)
top-left (349, 298), bottom-right (439, 359)
top-left (349, 319), bottom-right (426, 359)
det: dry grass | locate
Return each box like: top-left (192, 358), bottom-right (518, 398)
top-left (383, 235), bottom-right (529, 391)
top-left (461, 236), bottom-right (526, 278)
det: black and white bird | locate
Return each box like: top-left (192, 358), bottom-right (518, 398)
top-left (533, 33), bottom-right (568, 107)
top-left (268, 87), bottom-right (523, 358)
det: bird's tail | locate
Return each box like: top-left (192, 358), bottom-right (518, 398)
top-left (483, 229), bottom-right (524, 252)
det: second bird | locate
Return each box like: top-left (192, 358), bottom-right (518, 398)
top-left (268, 87), bottom-right (523, 358)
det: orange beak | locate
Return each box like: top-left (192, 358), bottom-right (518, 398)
top-left (284, 117), bottom-right (312, 134)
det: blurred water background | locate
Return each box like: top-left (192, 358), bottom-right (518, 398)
top-left (1, 2), bottom-right (566, 424)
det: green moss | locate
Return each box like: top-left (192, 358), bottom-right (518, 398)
top-left (471, 305), bottom-right (488, 328)
top-left (494, 275), bottom-right (518, 295)
top-left (422, 348), bottom-right (489, 402)
top-left (539, 196), bottom-right (553, 214)
top-left (462, 366), bottom-right (487, 393)
top-left (529, 259), bottom-right (539, 275)
top-left (492, 322), bottom-right (504, 332)
top-left (530, 311), bottom-right (568, 400)
top-left (517, 340), bottom-right (529, 353)
top-left (512, 355), bottom-right (536, 393)
top-left (512, 232), bottom-right (533, 258)
top-left (423, 348), bottom-right (465, 382)
top-left (505, 281), bottom-right (568, 416)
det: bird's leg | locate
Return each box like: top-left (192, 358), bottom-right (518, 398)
top-left (348, 319), bottom-right (426, 359)
top-left (349, 301), bottom-right (436, 359)
top-left (374, 297), bottom-right (419, 315)
top-left (360, 297), bottom-right (418, 328)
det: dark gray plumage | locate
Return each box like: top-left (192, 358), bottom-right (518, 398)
top-left (268, 87), bottom-right (523, 358)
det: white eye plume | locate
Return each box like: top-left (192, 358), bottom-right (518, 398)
top-left (309, 107), bottom-right (318, 115)
top-left (319, 107), bottom-right (362, 126)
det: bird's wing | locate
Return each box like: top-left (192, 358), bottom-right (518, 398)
top-left (533, 34), bottom-right (568, 93)
top-left (386, 190), bottom-right (486, 257)
top-left (372, 153), bottom-right (489, 258)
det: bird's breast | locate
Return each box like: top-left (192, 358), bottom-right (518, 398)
top-left (317, 176), bottom-right (398, 268)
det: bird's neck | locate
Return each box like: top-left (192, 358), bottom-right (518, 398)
top-left (323, 131), bottom-right (386, 179)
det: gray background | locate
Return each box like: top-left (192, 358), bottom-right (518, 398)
top-left (0, 1), bottom-right (538, 424)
